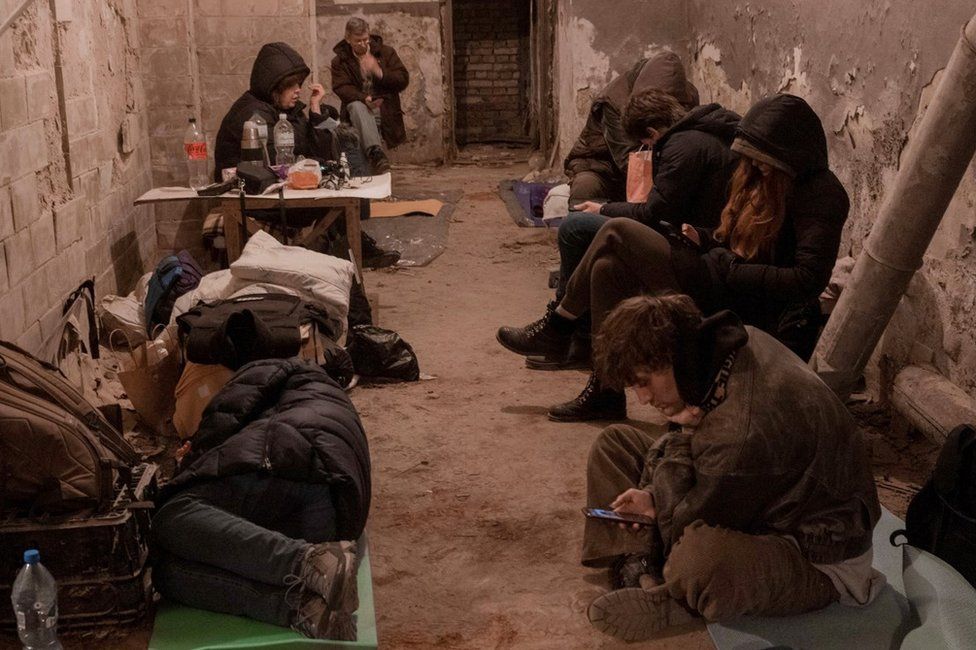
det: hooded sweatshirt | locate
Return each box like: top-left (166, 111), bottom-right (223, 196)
top-left (599, 103), bottom-right (741, 229)
top-left (671, 94), bottom-right (850, 357)
top-left (213, 42), bottom-right (338, 181)
top-left (565, 51), bottom-right (700, 181)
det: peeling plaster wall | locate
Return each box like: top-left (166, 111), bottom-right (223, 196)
top-left (140, 0), bottom-right (316, 261)
top-left (316, 1), bottom-right (446, 163)
top-left (685, 1), bottom-right (976, 396)
top-left (0, 0), bottom-right (154, 349)
top-left (553, 0), bottom-right (690, 161)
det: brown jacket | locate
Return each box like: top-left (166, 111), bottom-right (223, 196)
top-left (564, 50), bottom-right (699, 180)
top-left (640, 319), bottom-right (880, 565)
top-left (330, 35), bottom-right (409, 148)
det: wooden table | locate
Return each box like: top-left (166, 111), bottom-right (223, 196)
top-left (134, 173), bottom-right (392, 273)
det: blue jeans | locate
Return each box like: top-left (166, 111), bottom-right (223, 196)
top-left (153, 474), bottom-right (336, 626)
top-left (556, 211), bottom-right (609, 299)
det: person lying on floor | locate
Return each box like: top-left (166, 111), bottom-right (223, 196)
top-left (581, 294), bottom-right (883, 642)
top-left (501, 88), bottom-right (739, 370)
top-left (152, 358), bottom-right (371, 641)
top-left (564, 49), bottom-right (700, 205)
top-left (497, 93), bottom-right (848, 421)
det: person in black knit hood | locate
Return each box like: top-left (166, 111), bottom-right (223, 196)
top-left (214, 42), bottom-right (339, 178)
top-left (214, 42), bottom-right (399, 269)
top-left (498, 94), bottom-right (849, 422)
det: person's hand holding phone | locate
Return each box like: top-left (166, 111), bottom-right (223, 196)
top-left (680, 223), bottom-right (701, 246)
top-left (611, 488), bottom-right (656, 531)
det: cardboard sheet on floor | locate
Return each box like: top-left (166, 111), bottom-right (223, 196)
top-left (707, 508), bottom-right (914, 650)
top-left (149, 541), bottom-right (376, 650)
top-left (368, 199), bottom-right (444, 219)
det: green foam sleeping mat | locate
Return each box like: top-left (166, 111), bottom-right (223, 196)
top-left (149, 541), bottom-right (376, 650)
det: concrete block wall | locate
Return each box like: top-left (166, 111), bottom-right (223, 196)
top-left (453, 0), bottom-right (529, 144)
top-left (0, 0), bottom-right (154, 350)
top-left (138, 0), bottom-right (315, 262)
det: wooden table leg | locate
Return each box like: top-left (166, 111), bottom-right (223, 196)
top-left (345, 198), bottom-right (363, 276)
top-left (223, 201), bottom-right (244, 264)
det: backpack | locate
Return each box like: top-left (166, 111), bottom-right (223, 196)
top-left (899, 423), bottom-right (976, 587)
top-left (0, 342), bottom-right (139, 516)
top-left (144, 250), bottom-right (204, 335)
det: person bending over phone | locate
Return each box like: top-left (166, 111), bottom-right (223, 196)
top-left (580, 294), bottom-right (882, 642)
top-left (496, 94), bottom-right (848, 423)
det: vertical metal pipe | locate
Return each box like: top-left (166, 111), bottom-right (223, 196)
top-left (811, 14), bottom-right (976, 399)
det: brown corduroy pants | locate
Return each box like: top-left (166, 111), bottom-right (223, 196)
top-left (583, 424), bottom-right (839, 621)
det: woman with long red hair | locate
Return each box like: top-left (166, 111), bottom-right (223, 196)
top-left (497, 94), bottom-right (849, 422)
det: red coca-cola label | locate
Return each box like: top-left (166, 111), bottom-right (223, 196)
top-left (185, 141), bottom-right (208, 160)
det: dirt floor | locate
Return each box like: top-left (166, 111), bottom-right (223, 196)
top-left (1, 154), bottom-right (941, 649)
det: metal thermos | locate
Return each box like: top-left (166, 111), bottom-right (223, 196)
top-left (240, 121), bottom-right (263, 164)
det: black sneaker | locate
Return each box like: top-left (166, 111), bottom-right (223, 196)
top-left (588, 586), bottom-right (697, 642)
top-left (366, 146), bottom-right (390, 175)
top-left (496, 301), bottom-right (573, 358)
top-left (548, 373), bottom-right (626, 422)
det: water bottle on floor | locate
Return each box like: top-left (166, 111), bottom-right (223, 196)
top-left (184, 117), bottom-right (209, 189)
top-left (10, 550), bottom-right (63, 650)
top-left (274, 113), bottom-right (295, 167)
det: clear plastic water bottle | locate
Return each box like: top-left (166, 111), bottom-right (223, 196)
top-left (273, 113), bottom-right (295, 167)
top-left (339, 152), bottom-right (351, 181)
top-left (184, 117), bottom-right (209, 189)
top-left (11, 550), bottom-right (63, 650)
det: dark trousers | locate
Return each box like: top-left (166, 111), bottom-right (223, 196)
top-left (568, 170), bottom-right (625, 204)
top-left (153, 474), bottom-right (337, 626)
top-left (556, 211), bottom-right (609, 300)
top-left (561, 219), bottom-right (680, 336)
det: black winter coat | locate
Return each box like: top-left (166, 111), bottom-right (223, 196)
top-left (600, 103), bottom-right (740, 229)
top-left (158, 359), bottom-right (371, 541)
top-left (214, 42), bottom-right (339, 181)
top-left (672, 94), bottom-right (850, 357)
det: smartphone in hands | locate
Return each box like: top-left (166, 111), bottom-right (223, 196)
top-left (582, 507), bottom-right (655, 527)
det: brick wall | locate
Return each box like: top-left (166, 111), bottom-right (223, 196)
top-left (139, 0), bottom-right (314, 262)
top-left (0, 0), bottom-right (154, 350)
top-left (453, 0), bottom-right (529, 144)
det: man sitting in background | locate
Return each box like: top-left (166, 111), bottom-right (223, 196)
top-left (331, 17), bottom-right (410, 175)
top-left (582, 294), bottom-right (883, 642)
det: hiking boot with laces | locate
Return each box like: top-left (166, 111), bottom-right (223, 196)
top-left (496, 301), bottom-right (574, 358)
top-left (588, 585), bottom-right (697, 642)
top-left (610, 553), bottom-right (662, 590)
top-left (292, 593), bottom-right (357, 641)
top-left (298, 540), bottom-right (359, 615)
top-left (525, 330), bottom-right (592, 370)
top-left (548, 372), bottom-right (626, 422)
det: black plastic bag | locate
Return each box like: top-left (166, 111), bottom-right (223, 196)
top-left (347, 325), bottom-right (419, 382)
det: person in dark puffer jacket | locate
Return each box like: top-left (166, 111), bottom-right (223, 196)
top-left (152, 358), bottom-right (370, 641)
top-left (213, 42), bottom-right (340, 181)
top-left (497, 94), bottom-right (848, 423)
